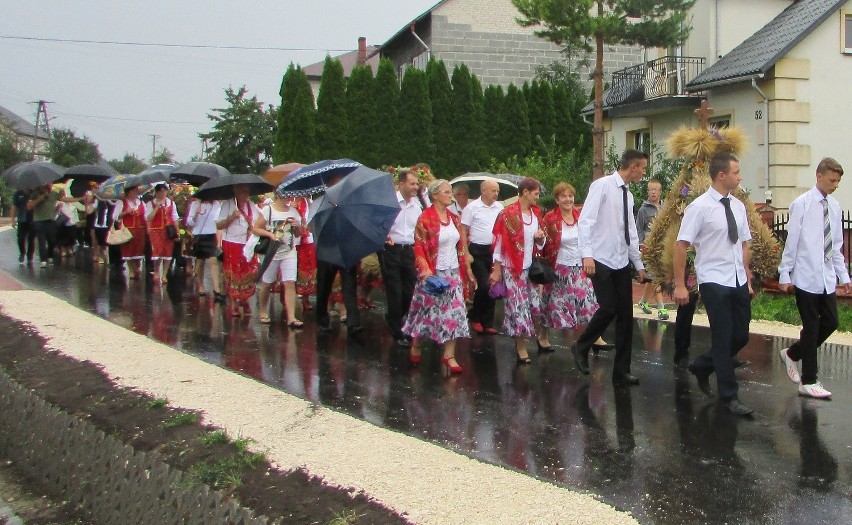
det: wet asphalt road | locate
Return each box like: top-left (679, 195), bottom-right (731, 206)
top-left (1, 230), bottom-right (850, 524)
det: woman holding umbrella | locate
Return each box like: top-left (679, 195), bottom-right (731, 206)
top-left (145, 183), bottom-right (180, 284)
top-left (489, 177), bottom-right (546, 365)
top-left (252, 192), bottom-right (303, 326)
top-left (112, 184), bottom-right (147, 279)
top-left (216, 184), bottom-right (261, 317)
top-left (403, 180), bottom-right (475, 373)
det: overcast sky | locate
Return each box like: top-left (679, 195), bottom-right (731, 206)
top-left (1, 0), bottom-right (438, 163)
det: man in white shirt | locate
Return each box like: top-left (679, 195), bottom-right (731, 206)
top-left (777, 158), bottom-right (849, 399)
top-left (460, 179), bottom-right (503, 334)
top-left (448, 183), bottom-right (469, 216)
top-left (674, 152), bottom-right (754, 416)
top-left (573, 149), bottom-right (647, 386)
top-left (378, 169), bottom-right (422, 346)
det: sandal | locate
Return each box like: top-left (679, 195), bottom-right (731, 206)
top-left (259, 316), bottom-right (271, 324)
top-left (288, 320), bottom-right (304, 329)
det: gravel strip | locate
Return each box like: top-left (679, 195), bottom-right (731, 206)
top-left (0, 290), bottom-right (638, 525)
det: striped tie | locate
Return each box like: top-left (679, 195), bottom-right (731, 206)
top-left (822, 198), bottom-right (832, 260)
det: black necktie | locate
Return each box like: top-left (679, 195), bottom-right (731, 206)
top-left (720, 197), bottom-right (738, 243)
top-left (621, 185), bottom-right (630, 245)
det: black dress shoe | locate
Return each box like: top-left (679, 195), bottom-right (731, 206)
top-left (733, 358), bottom-right (751, 369)
top-left (688, 364), bottom-right (713, 396)
top-left (722, 399), bottom-right (754, 416)
top-left (318, 322), bottom-right (333, 333)
top-left (612, 373), bottom-right (640, 386)
top-left (674, 356), bottom-right (690, 369)
top-left (537, 340), bottom-right (555, 354)
top-left (592, 342), bottom-right (615, 352)
top-left (395, 337), bottom-right (411, 347)
top-left (572, 344), bottom-right (590, 375)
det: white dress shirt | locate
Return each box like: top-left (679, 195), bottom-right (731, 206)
top-left (186, 200), bottom-right (222, 235)
top-left (578, 172), bottom-right (643, 271)
top-left (218, 199), bottom-right (261, 244)
top-left (388, 191), bottom-right (421, 245)
top-left (778, 186), bottom-right (850, 294)
top-left (144, 198), bottom-right (180, 225)
top-left (677, 187), bottom-right (752, 287)
top-left (448, 202), bottom-right (464, 216)
top-left (460, 197), bottom-right (504, 245)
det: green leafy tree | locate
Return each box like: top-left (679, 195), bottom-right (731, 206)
top-left (397, 67), bottom-right (434, 166)
top-left (274, 65), bottom-right (317, 164)
top-left (446, 64), bottom-right (486, 177)
top-left (501, 84), bottom-right (531, 161)
top-left (346, 65), bottom-right (376, 166)
top-left (315, 57), bottom-right (349, 160)
top-left (47, 127), bottom-right (101, 166)
top-left (108, 153), bottom-right (148, 174)
top-left (513, 0), bottom-right (695, 178)
top-left (0, 125), bottom-right (27, 213)
top-left (372, 58), bottom-right (401, 166)
top-left (151, 148), bottom-right (174, 165)
top-left (426, 58), bottom-right (453, 177)
top-left (483, 85), bottom-right (506, 163)
top-left (201, 85), bottom-right (276, 174)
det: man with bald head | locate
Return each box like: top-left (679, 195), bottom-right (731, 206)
top-left (460, 178), bottom-right (504, 334)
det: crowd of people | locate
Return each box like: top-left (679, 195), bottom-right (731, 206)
top-left (8, 149), bottom-right (848, 417)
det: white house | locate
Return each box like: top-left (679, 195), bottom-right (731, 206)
top-left (0, 104), bottom-right (49, 160)
top-left (585, 0), bottom-right (852, 209)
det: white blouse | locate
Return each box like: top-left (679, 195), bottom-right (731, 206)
top-left (556, 222), bottom-right (582, 267)
top-left (218, 199), bottom-right (261, 244)
top-left (436, 223), bottom-right (460, 271)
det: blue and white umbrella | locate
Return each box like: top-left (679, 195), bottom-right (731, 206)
top-left (275, 158), bottom-right (361, 198)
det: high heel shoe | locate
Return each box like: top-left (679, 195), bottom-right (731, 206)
top-left (440, 356), bottom-right (463, 374)
top-left (516, 354), bottom-right (532, 365)
top-left (409, 349), bottom-right (422, 367)
top-left (537, 340), bottom-right (555, 353)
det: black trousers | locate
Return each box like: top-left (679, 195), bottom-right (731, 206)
top-left (16, 222), bottom-right (36, 261)
top-left (576, 261), bottom-right (633, 376)
top-left (32, 219), bottom-right (57, 262)
top-left (788, 288), bottom-right (838, 385)
top-left (315, 260), bottom-right (360, 329)
top-left (377, 244), bottom-right (416, 339)
top-left (467, 243), bottom-right (496, 328)
top-left (693, 282), bottom-right (750, 401)
top-left (673, 291), bottom-right (699, 363)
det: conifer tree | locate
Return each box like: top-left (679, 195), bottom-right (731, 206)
top-left (316, 56), bottom-right (349, 160)
top-left (273, 64), bottom-right (298, 163)
top-left (552, 80), bottom-right (591, 153)
top-left (483, 85), bottom-right (506, 164)
top-left (346, 65), bottom-right (375, 166)
top-left (502, 84), bottom-right (531, 160)
top-left (447, 64), bottom-right (486, 177)
top-left (397, 67), bottom-right (434, 166)
top-left (275, 66), bottom-right (317, 163)
top-left (528, 80), bottom-right (555, 152)
top-left (372, 58), bottom-right (401, 166)
top-left (426, 59), bottom-right (453, 176)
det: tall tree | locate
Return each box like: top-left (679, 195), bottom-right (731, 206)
top-left (151, 148), bottom-right (174, 165)
top-left (552, 80), bottom-right (591, 154)
top-left (47, 128), bottom-right (101, 166)
top-left (483, 85), bottom-right (505, 164)
top-left (108, 153), bottom-right (147, 174)
top-left (528, 80), bottom-right (556, 152)
top-left (446, 64), bottom-right (486, 177)
top-left (346, 65), bottom-right (375, 166)
top-left (315, 56), bottom-right (349, 159)
top-left (397, 67), bottom-right (434, 166)
top-left (426, 58), bottom-right (453, 177)
top-left (372, 58), bottom-right (401, 166)
top-left (201, 86), bottom-right (276, 174)
top-left (513, 0), bottom-right (694, 178)
top-left (274, 66), bottom-right (317, 164)
top-left (501, 84), bottom-right (531, 160)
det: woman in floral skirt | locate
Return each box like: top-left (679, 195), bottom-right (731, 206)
top-left (216, 185), bottom-right (260, 317)
top-left (538, 182), bottom-right (608, 351)
top-left (403, 180), bottom-right (475, 373)
top-left (489, 178), bottom-right (546, 364)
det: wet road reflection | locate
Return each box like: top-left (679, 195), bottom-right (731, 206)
top-left (2, 232), bottom-right (851, 524)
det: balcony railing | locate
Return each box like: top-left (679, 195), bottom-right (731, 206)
top-left (606, 56), bottom-right (706, 107)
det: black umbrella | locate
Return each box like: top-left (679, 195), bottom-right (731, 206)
top-left (2, 161), bottom-right (66, 190)
top-left (68, 178), bottom-right (99, 198)
top-left (131, 164), bottom-right (175, 186)
top-left (309, 166), bottom-right (400, 269)
top-left (255, 239), bottom-right (283, 283)
top-left (170, 162), bottom-right (230, 187)
top-left (194, 173), bottom-right (273, 201)
top-left (63, 163), bottom-right (116, 183)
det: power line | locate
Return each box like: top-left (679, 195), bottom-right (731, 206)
top-left (56, 111), bottom-right (206, 125)
top-left (0, 34), bottom-right (351, 52)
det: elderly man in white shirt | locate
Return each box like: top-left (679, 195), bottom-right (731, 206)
top-left (777, 157), bottom-right (850, 399)
top-left (460, 178), bottom-right (503, 334)
top-left (572, 149), bottom-right (647, 386)
top-left (674, 152), bottom-right (755, 416)
top-left (377, 169), bottom-right (422, 347)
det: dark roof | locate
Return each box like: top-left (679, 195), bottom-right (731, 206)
top-left (687, 0), bottom-right (846, 90)
top-left (302, 46), bottom-right (381, 79)
top-left (0, 104), bottom-right (49, 139)
top-left (382, 0), bottom-right (444, 46)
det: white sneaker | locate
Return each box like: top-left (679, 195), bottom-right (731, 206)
top-left (798, 382), bottom-right (832, 399)
top-left (778, 347), bottom-right (800, 384)
top-left (40, 261), bottom-right (48, 268)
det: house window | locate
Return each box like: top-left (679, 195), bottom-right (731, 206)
top-left (844, 12), bottom-right (852, 53)
top-left (709, 116), bottom-right (731, 129)
top-left (411, 51), bottom-right (430, 71)
top-left (630, 129), bottom-right (651, 153)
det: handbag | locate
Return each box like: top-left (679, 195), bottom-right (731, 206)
top-left (528, 257), bottom-right (557, 285)
top-left (488, 279), bottom-right (507, 299)
top-left (254, 236), bottom-right (271, 255)
top-left (165, 223), bottom-right (180, 240)
top-left (423, 275), bottom-right (451, 296)
top-left (106, 224), bottom-right (133, 245)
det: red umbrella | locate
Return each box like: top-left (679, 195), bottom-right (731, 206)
top-left (262, 163), bottom-right (304, 186)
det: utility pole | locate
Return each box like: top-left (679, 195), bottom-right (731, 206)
top-left (30, 100), bottom-right (52, 160)
top-left (201, 138), bottom-right (208, 161)
top-left (150, 134), bottom-right (161, 163)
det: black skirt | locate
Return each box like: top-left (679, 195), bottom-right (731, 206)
top-left (192, 234), bottom-right (219, 259)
